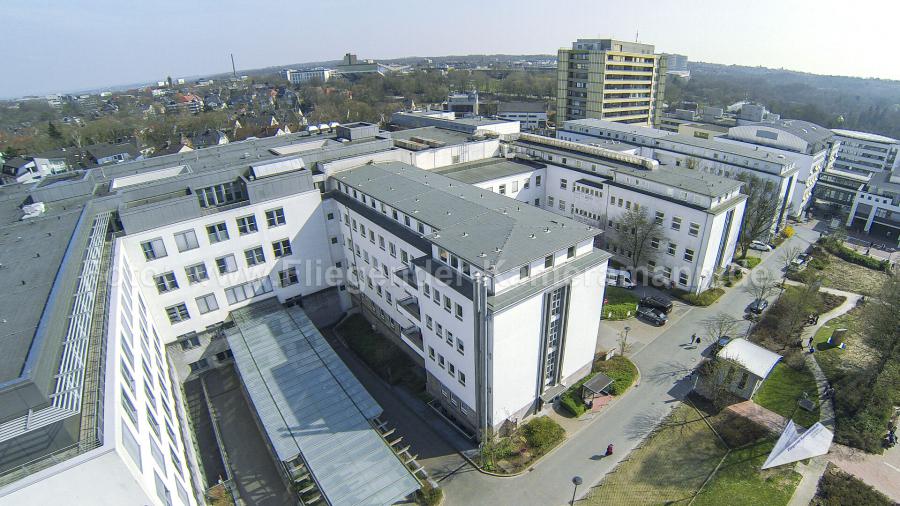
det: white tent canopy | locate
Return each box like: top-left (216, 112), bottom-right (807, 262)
top-left (762, 420), bottom-right (834, 469)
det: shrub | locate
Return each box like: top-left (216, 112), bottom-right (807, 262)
top-left (809, 256), bottom-right (828, 270)
top-left (781, 225), bottom-right (795, 238)
top-left (521, 417), bottom-right (565, 454)
top-left (818, 237), bottom-right (889, 271)
top-left (594, 355), bottom-right (638, 395)
top-left (560, 391), bottom-right (587, 417)
top-left (814, 465), bottom-right (894, 506)
top-left (676, 288), bottom-right (725, 306)
top-left (415, 483), bottom-right (444, 506)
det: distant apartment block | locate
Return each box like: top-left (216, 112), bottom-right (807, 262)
top-left (557, 39), bottom-right (667, 127)
top-left (662, 53), bottom-right (690, 78)
top-left (831, 129), bottom-right (900, 176)
top-left (496, 101), bottom-right (549, 132)
top-left (281, 67), bottom-right (334, 84)
top-left (446, 91), bottom-right (479, 117)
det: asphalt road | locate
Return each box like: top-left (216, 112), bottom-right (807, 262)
top-left (440, 226), bottom-right (820, 506)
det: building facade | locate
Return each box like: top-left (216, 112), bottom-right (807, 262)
top-left (831, 129), bottom-right (900, 176)
top-left (556, 39), bottom-right (667, 127)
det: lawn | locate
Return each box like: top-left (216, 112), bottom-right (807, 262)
top-left (693, 440), bottom-right (802, 506)
top-left (583, 404), bottom-right (728, 505)
top-left (582, 403), bottom-right (802, 506)
top-left (753, 362), bottom-right (820, 428)
top-left (603, 286), bottom-right (639, 320)
top-left (810, 249), bottom-right (890, 297)
top-left (811, 309), bottom-right (876, 380)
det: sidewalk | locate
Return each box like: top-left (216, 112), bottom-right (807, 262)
top-left (829, 443), bottom-right (900, 503)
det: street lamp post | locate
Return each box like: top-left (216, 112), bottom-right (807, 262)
top-left (696, 274), bottom-right (707, 296)
top-left (571, 476), bottom-right (583, 505)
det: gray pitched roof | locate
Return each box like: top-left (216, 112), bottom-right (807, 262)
top-left (335, 162), bottom-right (598, 272)
top-left (751, 119), bottom-right (834, 145)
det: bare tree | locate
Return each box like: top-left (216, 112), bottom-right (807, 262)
top-left (736, 174), bottom-right (781, 258)
top-left (702, 312), bottom-right (741, 343)
top-left (779, 245), bottom-right (804, 273)
top-left (610, 206), bottom-right (665, 273)
top-left (617, 328), bottom-right (634, 357)
top-left (744, 269), bottom-right (778, 302)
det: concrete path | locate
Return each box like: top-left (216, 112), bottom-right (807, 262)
top-left (439, 227), bottom-right (823, 505)
top-left (788, 455), bottom-right (828, 506)
top-left (829, 443), bottom-right (900, 503)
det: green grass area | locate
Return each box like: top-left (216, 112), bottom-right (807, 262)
top-left (602, 286), bottom-right (639, 320)
top-left (480, 416), bottom-right (566, 474)
top-left (593, 355), bottom-right (638, 396)
top-left (583, 403), bottom-right (801, 506)
top-left (676, 287), bottom-right (725, 306)
top-left (583, 404), bottom-right (728, 505)
top-left (753, 362), bottom-right (820, 428)
top-left (693, 440), bottom-right (802, 506)
top-left (736, 256), bottom-right (762, 269)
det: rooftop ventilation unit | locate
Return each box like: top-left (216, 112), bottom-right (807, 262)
top-left (250, 157), bottom-right (306, 178)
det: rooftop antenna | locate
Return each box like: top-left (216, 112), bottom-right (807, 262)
top-left (635, 30), bottom-right (639, 42)
top-left (231, 53), bottom-right (237, 78)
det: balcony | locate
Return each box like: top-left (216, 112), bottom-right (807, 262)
top-left (397, 295), bottom-right (421, 322)
top-left (393, 267), bottom-right (417, 290)
top-left (400, 325), bottom-right (424, 351)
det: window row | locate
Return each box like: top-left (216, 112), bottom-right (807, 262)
top-left (428, 347), bottom-right (466, 386)
top-left (164, 272), bottom-right (291, 324)
top-left (140, 207), bottom-right (287, 261)
top-left (424, 315), bottom-right (465, 355)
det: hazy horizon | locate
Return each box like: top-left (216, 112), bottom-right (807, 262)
top-left (6, 0), bottom-right (900, 99)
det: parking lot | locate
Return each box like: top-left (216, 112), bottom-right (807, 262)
top-left (597, 285), bottom-right (694, 357)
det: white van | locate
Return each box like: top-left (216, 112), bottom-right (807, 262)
top-left (606, 268), bottom-right (636, 289)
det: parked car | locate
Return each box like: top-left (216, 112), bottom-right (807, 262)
top-left (712, 336), bottom-right (732, 353)
top-left (749, 240), bottom-right (772, 252)
top-left (790, 253), bottom-right (810, 269)
top-left (640, 296), bottom-right (674, 314)
top-left (636, 305), bottom-right (668, 326)
top-left (747, 298), bottom-right (769, 315)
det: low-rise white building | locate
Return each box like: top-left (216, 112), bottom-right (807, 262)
top-left (496, 102), bottom-right (549, 132)
top-left (831, 129), bottom-right (900, 176)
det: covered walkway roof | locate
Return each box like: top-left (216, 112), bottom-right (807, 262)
top-left (226, 300), bottom-right (419, 505)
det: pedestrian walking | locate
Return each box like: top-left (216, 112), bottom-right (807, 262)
top-left (694, 335), bottom-right (701, 345)
top-left (690, 333), bottom-right (697, 345)
top-left (605, 444), bottom-right (614, 456)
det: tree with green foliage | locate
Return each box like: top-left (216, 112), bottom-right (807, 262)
top-left (47, 121), bottom-right (63, 142)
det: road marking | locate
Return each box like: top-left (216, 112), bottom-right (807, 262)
top-left (884, 462), bottom-right (900, 473)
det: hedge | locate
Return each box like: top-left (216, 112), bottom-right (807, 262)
top-left (521, 416), bottom-right (565, 454)
top-left (819, 237), bottom-right (889, 271)
top-left (560, 391), bottom-right (587, 417)
top-left (814, 465), bottom-right (894, 506)
top-left (593, 355), bottom-right (638, 395)
top-left (675, 287), bottom-right (725, 306)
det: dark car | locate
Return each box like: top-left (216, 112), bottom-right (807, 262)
top-left (748, 298), bottom-right (769, 315)
top-left (640, 296), bottom-right (674, 314)
top-left (636, 306), bottom-right (668, 326)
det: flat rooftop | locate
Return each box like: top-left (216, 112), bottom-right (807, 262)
top-left (0, 186), bottom-right (88, 384)
top-left (433, 157), bottom-right (544, 185)
top-left (390, 126), bottom-right (474, 147)
top-left (226, 300), bottom-right (419, 506)
top-left (335, 161), bottom-right (598, 271)
top-left (832, 128), bottom-right (899, 145)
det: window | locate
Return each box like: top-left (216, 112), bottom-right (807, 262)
top-left (435, 323), bottom-right (443, 338)
top-left (663, 266), bottom-right (672, 279)
top-left (428, 346), bottom-right (435, 360)
top-left (154, 272), bottom-right (179, 293)
top-left (216, 254), bottom-right (237, 274)
top-left (265, 208), bottom-right (286, 227)
top-left (458, 371), bottom-right (466, 386)
top-left (326, 212), bottom-right (334, 220)
top-left (498, 184), bottom-right (506, 195)
top-left (679, 272), bottom-right (689, 286)
top-left (279, 267), bottom-right (299, 287)
top-left (236, 215), bottom-right (258, 235)
top-left (559, 199), bottom-right (566, 211)
top-left (193, 293), bottom-right (217, 314)
top-left (184, 263), bottom-right (208, 284)
top-left (671, 216), bottom-right (682, 231)
top-left (567, 246), bottom-right (576, 259)
top-left (272, 239), bottom-right (292, 258)
top-left (379, 236), bottom-right (385, 250)
top-left (330, 237), bottom-right (338, 244)
top-left (401, 250), bottom-right (409, 265)
top-left (433, 288), bottom-right (440, 305)
top-left (206, 222), bottom-right (229, 243)
top-left (560, 178), bottom-right (568, 189)
top-left (456, 338), bottom-right (464, 354)
top-left (455, 303), bottom-right (463, 320)
top-left (448, 362), bottom-right (456, 376)
top-left (404, 216), bottom-right (411, 227)
top-left (446, 330), bottom-right (454, 346)
top-left (197, 181), bottom-right (245, 208)
top-left (520, 264), bottom-right (530, 278)
top-left (438, 354), bottom-right (445, 368)
top-left (534, 198), bottom-right (540, 206)
top-left (545, 255), bottom-right (554, 268)
top-left (179, 335), bottom-right (200, 351)
top-left (689, 222), bottom-right (701, 237)
top-left (188, 358), bottom-right (209, 372)
top-left (443, 295), bottom-right (451, 312)
top-left (389, 243), bottom-right (397, 258)
top-left (651, 237), bottom-right (660, 249)
top-left (165, 304), bottom-right (190, 323)
top-left (535, 175), bottom-right (542, 186)
top-left (423, 284), bottom-right (431, 297)
top-left (524, 179), bottom-right (530, 189)
top-left (667, 243), bottom-right (677, 256)
top-left (141, 238), bottom-right (167, 260)
top-left (225, 277), bottom-right (274, 304)
top-left (244, 246), bottom-right (265, 266)
top-left (684, 249), bottom-right (695, 262)
top-left (173, 230), bottom-right (199, 252)
top-left (426, 315), bottom-right (433, 330)
top-left (548, 196), bottom-right (555, 207)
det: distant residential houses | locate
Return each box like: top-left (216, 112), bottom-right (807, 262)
top-left (1, 141), bottom-right (142, 184)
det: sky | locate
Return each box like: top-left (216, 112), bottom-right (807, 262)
top-left (5, 0), bottom-right (900, 98)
